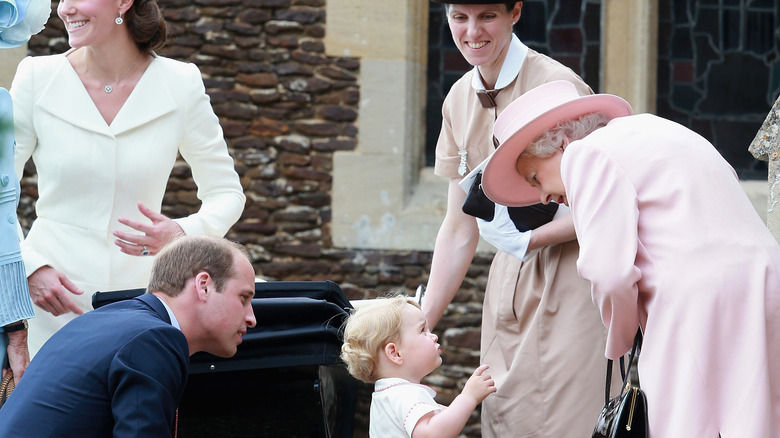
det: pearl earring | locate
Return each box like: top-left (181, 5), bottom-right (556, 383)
top-left (115, 12), bottom-right (123, 25)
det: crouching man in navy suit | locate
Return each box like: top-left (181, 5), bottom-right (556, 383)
top-left (0, 235), bottom-right (257, 437)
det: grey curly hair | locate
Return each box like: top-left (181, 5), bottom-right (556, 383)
top-left (521, 112), bottom-right (612, 159)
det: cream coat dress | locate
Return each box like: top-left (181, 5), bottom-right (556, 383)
top-left (435, 37), bottom-right (614, 437)
top-left (11, 54), bottom-right (245, 353)
top-left (563, 114), bottom-right (780, 437)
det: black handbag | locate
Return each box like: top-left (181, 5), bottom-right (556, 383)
top-left (592, 330), bottom-right (648, 438)
top-left (461, 171), bottom-right (496, 221)
top-left (461, 171), bottom-right (559, 231)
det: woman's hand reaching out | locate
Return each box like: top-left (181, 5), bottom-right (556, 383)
top-left (113, 202), bottom-right (184, 257)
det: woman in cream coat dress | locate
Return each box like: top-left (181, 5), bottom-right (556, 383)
top-left (11, 0), bottom-right (245, 353)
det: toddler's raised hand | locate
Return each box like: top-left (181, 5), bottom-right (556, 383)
top-left (462, 364), bottom-right (497, 403)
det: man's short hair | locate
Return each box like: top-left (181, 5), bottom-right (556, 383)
top-left (147, 235), bottom-right (251, 297)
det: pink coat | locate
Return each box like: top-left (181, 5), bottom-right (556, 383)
top-left (562, 114), bottom-right (780, 437)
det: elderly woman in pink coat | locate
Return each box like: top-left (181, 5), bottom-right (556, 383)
top-left (481, 80), bottom-right (780, 437)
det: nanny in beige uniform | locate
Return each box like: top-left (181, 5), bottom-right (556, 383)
top-left (423, 1), bottom-right (614, 436)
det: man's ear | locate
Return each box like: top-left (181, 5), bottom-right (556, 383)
top-left (383, 342), bottom-right (404, 366)
top-left (194, 271), bottom-right (212, 301)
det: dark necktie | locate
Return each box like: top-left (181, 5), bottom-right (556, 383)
top-left (476, 89), bottom-right (500, 108)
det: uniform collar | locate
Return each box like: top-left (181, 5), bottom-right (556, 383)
top-left (471, 34), bottom-right (529, 91)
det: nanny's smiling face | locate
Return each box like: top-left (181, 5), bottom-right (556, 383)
top-left (446, 3), bottom-right (521, 76)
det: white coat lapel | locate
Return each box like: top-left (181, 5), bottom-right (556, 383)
top-left (35, 56), bottom-right (177, 137)
top-left (110, 58), bottom-right (177, 136)
top-left (36, 58), bottom-right (113, 137)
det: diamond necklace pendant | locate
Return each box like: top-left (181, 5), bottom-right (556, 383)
top-left (91, 52), bottom-right (142, 95)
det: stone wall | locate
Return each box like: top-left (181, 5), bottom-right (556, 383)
top-left (19, 1), bottom-right (490, 436)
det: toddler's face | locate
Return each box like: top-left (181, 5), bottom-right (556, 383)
top-left (397, 303), bottom-right (443, 382)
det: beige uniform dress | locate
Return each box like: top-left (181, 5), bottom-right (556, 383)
top-left (434, 37), bottom-right (613, 437)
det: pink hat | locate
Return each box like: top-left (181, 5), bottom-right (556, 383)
top-left (482, 80), bottom-right (633, 207)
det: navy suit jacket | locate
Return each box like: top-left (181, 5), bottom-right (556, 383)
top-left (0, 293), bottom-right (190, 437)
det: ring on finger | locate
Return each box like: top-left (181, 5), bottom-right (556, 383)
top-left (141, 245), bottom-right (151, 256)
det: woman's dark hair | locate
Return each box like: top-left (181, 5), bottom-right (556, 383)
top-left (445, 2), bottom-right (519, 13)
top-left (125, 0), bottom-right (167, 51)
top-left (502, 1), bottom-right (518, 11)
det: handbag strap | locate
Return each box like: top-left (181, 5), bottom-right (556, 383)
top-left (0, 370), bottom-right (14, 406)
top-left (603, 328), bottom-right (643, 403)
top-left (604, 359), bottom-right (613, 404)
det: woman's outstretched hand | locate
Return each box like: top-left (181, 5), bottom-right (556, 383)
top-left (113, 202), bottom-right (184, 257)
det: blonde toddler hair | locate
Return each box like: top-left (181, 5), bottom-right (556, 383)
top-left (340, 295), bottom-right (419, 383)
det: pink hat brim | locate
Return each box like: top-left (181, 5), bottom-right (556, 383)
top-left (482, 83), bottom-right (633, 207)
